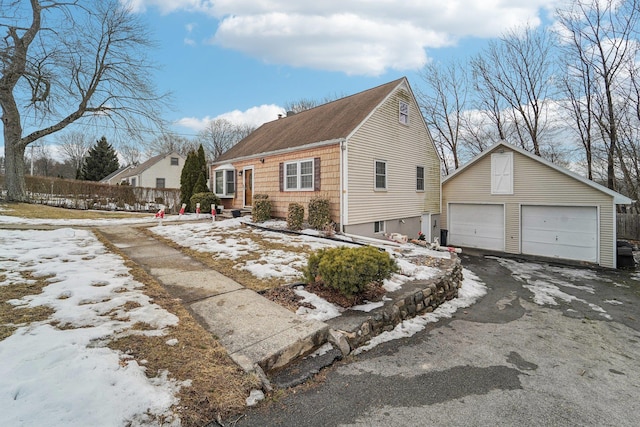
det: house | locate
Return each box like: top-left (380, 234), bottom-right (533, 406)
top-left (211, 77), bottom-right (441, 240)
top-left (117, 152), bottom-right (185, 189)
top-left (441, 140), bottom-right (633, 268)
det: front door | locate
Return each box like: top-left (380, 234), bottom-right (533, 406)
top-left (244, 168), bottom-right (253, 207)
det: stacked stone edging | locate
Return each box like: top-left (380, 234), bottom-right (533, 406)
top-left (337, 254), bottom-right (463, 351)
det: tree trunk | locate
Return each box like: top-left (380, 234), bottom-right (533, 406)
top-left (4, 141), bottom-right (27, 201)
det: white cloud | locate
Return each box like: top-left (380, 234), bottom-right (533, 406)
top-left (127, 1), bottom-right (564, 75)
top-left (174, 104), bottom-right (285, 132)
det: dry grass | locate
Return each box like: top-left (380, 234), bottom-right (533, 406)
top-left (144, 227), bottom-right (314, 292)
top-left (0, 202), bottom-right (149, 220)
top-left (0, 271), bottom-right (55, 341)
top-left (93, 231), bottom-right (260, 426)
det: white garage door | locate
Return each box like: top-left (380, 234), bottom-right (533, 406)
top-left (521, 205), bottom-right (597, 263)
top-left (448, 204), bottom-right (504, 251)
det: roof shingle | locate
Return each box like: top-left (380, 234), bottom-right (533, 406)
top-left (214, 77), bottom-right (406, 163)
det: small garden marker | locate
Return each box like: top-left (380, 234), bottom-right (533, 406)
top-left (154, 207), bottom-right (165, 226)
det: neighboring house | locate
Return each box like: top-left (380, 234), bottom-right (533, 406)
top-left (118, 152), bottom-right (185, 189)
top-left (100, 166), bottom-right (130, 185)
top-left (211, 77), bottom-right (441, 240)
top-left (441, 141), bottom-right (633, 268)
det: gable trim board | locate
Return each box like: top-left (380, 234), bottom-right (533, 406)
top-left (442, 141), bottom-right (633, 268)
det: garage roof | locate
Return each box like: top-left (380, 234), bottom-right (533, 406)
top-left (443, 141), bottom-right (634, 205)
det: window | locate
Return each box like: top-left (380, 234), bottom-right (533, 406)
top-left (130, 178), bottom-right (136, 187)
top-left (170, 157), bottom-right (179, 166)
top-left (416, 166), bottom-right (425, 191)
top-left (399, 101), bottom-right (409, 125)
top-left (374, 220), bottom-right (385, 234)
top-left (155, 178), bottom-right (165, 189)
top-left (375, 160), bottom-right (387, 190)
top-left (284, 159), bottom-right (314, 191)
top-left (491, 152), bottom-right (513, 195)
top-left (214, 168), bottom-right (235, 197)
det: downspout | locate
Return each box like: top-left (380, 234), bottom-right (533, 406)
top-left (339, 138), bottom-right (346, 233)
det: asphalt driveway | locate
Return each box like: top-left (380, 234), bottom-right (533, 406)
top-left (232, 251), bottom-right (640, 427)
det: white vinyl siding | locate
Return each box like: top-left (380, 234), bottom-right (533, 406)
top-left (346, 85), bottom-right (440, 225)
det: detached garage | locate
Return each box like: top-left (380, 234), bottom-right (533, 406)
top-left (442, 141), bottom-right (633, 268)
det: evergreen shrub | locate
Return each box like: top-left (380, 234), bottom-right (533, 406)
top-left (305, 246), bottom-right (398, 297)
top-left (190, 192), bottom-right (220, 214)
top-left (252, 194), bottom-right (271, 222)
top-left (308, 196), bottom-right (331, 230)
top-left (287, 203), bottom-right (305, 230)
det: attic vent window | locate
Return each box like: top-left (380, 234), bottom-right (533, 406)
top-left (399, 101), bottom-right (409, 125)
top-left (170, 157), bottom-right (179, 166)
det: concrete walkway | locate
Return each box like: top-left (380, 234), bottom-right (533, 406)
top-left (97, 224), bottom-right (329, 374)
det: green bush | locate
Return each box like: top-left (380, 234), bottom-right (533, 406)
top-left (308, 196), bottom-right (331, 230)
top-left (305, 246), bottom-right (398, 297)
top-left (252, 194), bottom-right (272, 222)
top-left (190, 192), bottom-right (220, 213)
top-left (287, 203), bottom-right (305, 230)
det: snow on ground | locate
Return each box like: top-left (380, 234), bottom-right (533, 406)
top-left (352, 268), bottom-right (488, 354)
top-left (0, 228), bottom-right (186, 426)
top-left (150, 218), bottom-right (445, 287)
top-left (489, 256), bottom-right (613, 320)
top-left (0, 210), bottom-right (205, 227)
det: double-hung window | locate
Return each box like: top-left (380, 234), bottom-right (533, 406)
top-left (375, 160), bottom-right (387, 190)
top-left (399, 101), bottom-right (409, 125)
top-left (416, 166), bottom-right (425, 191)
top-left (214, 167), bottom-right (235, 197)
top-left (285, 159), bottom-right (314, 191)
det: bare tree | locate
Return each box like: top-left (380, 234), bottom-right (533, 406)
top-left (0, 0), bottom-right (168, 201)
top-left (197, 118), bottom-right (256, 161)
top-left (117, 142), bottom-right (142, 166)
top-left (145, 132), bottom-right (196, 158)
top-left (471, 25), bottom-right (557, 156)
top-left (418, 60), bottom-right (469, 174)
top-left (56, 131), bottom-right (90, 178)
top-left (557, 0), bottom-right (640, 190)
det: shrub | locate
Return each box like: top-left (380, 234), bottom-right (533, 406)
top-left (308, 196), bottom-right (331, 230)
top-left (287, 203), bottom-right (305, 230)
top-left (252, 194), bottom-right (272, 222)
top-left (190, 192), bottom-right (220, 214)
top-left (305, 246), bottom-right (398, 297)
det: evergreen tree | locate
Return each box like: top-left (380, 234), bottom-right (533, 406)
top-left (193, 171), bottom-right (208, 194)
top-left (180, 151), bottom-right (197, 210)
top-left (80, 136), bottom-right (119, 181)
top-left (197, 144), bottom-right (207, 179)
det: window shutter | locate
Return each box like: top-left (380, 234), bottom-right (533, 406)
top-left (279, 162), bottom-right (284, 192)
top-left (314, 157), bottom-right (321, 191)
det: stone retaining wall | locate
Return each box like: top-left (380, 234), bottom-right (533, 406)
top-left (338, 254), bottom-right (464, 351)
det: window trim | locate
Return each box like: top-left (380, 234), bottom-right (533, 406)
top-left (416, 166), bottom-right (425, 192)
top-left (214, 167), bottom-right (236, 198)
top-left (374, 160), bottom-right (387, 190)
top-left (399, 100), bottom-right (409, 125)
top-left (284, 158), bottom-right (315, 191)
top-left (374, 220), bottom-right (385, 234)
top-left (170, 157), bottom-right (179, 166)
top-left (155, 177), bottom-right (165, 189)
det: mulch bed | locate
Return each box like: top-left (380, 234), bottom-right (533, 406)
top-left (262, 281), bottom-right (387, 312)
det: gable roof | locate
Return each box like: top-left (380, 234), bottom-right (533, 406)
top-left (443, 140), bottom-right (634, 205)
top-left (213, 77), bottom-right (407, 163)
top-left (100, 165), bottom-right (129, 183)
top-left (120, 152), bottom-right (183, 179)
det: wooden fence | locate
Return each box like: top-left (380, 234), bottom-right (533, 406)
top-left (0, 174), bottom-right (181, 213)
top-left (617, 213), bottom-right (640, 240)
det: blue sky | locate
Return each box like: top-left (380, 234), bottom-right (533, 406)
top-left (129, 0), bottom-right (562, 138)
